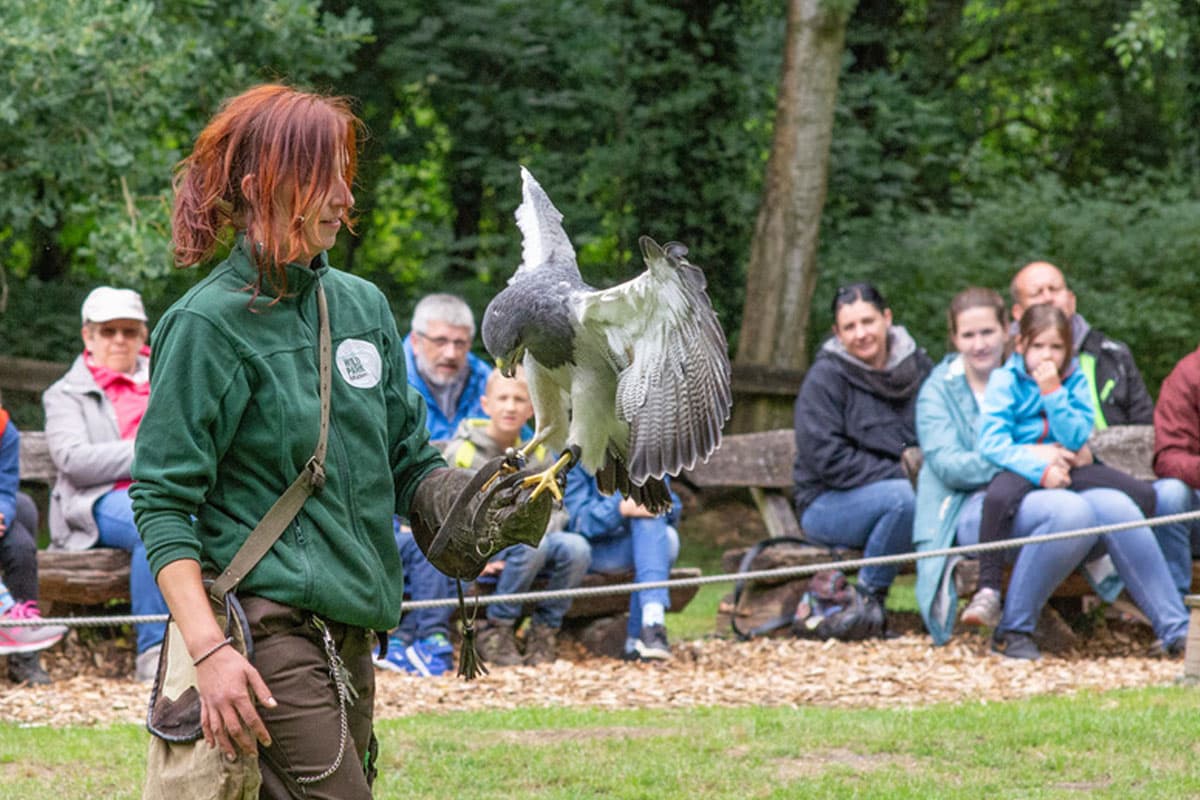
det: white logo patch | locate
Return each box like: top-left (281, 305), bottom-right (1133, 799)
top-left (335, 339), bottom-right (382, 389)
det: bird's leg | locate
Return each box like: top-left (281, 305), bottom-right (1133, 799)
top-left (477, 446), bottom-right (530, 494)
top-left (520, 444), bottom-right (581, 504)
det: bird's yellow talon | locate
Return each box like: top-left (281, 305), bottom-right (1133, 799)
top-left (518, 449), bottom-right (576, 503)
top-left (477, 447), bottom-right (530, 494)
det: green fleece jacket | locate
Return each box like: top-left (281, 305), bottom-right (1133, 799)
top-left (130, 239), bottom-right (444, 631)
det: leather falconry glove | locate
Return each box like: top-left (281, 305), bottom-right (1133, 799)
top-left (410, 455), bottom-right (557, 581)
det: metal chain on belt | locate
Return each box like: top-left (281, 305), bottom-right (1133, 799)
top-left (295, 616), bottom-right (356, 786)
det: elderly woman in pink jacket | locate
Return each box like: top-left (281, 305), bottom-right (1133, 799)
top-left (43, 286), bottom-right (168, 681)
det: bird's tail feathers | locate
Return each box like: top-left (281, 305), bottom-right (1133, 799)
top-left (596, 453), bottom-right (673, 516)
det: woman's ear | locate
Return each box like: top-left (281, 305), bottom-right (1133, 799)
top-left (882, 308), bottom-right (894, 328)
top-left (240, 174), bottom-right (256, 203)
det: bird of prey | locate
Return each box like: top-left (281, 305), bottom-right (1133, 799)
top-left (481, 167), bottom-right (732, 513)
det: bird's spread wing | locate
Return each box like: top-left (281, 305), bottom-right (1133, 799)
top-left (513, 166), bottom-right (576, 280)
top-left (573, 236), bottom-right (732, 482)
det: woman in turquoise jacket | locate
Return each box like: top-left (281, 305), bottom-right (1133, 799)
top-left (913, 288), bottom-right (1188, 659)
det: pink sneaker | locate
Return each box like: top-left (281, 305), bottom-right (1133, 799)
top-left (0, 601), bottom-right (68, 655)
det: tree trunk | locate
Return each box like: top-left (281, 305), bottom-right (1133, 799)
top-left (731, 0), bottom-right (851, 433)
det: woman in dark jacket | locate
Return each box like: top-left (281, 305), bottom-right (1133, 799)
top-left (792, 283), bottom-right (932, 608)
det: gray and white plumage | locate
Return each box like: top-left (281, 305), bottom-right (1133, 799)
top-left (482, 167), bottom-right (732, 512)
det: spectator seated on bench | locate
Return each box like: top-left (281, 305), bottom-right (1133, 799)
top-left (42, 286), bottom-right (167, 682)
top-left (914, 287), bottom-right (1188, 660)
top-left (1, 412), bottom-right (66, 684)
top-left (1151, 343), bottom-right (1200, 596)
top-left (563, 463), bottom-right (682, 663)
top-left (441, 368), bottom-right (589, 668)
top-left (373, 293), bottom-right (491, 679)
top-left (791, 282), bottom-right (932, 624)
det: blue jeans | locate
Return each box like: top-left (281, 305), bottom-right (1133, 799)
top-left (587, 518), bottom-right (680, 639)
top-left (1150, 478), bottom-right (1199, 597)
top-left (393, 520), bottom-right (455, 642)
top-left (94, 489), bottom-right (168, 654)
top-left (487, 532), bottom-right (591, 628)
top-left (958, 487), bottom-right (1189, 645)
top-left (0, 493), bottom-right (39, 602)
top-left (800, 478), bottom-right (915, 597)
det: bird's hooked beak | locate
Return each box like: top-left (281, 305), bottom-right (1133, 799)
top-left (497, 356), bottom-right (516, 378)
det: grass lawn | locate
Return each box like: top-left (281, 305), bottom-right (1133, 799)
top-left (4, 525), bottom-right (1183, 799)
top-left (3, 687), bottom-right (1198, 799)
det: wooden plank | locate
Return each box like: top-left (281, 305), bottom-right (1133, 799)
top-left (0, 356), bottom-right (67, 395)
top-left (683, 429), bottom-right (794, 489)
top-left (751, 489), bottom-right (803, 540)
top-left (38, 548), bottom-right (131, 606)
top-left (730, 362), bottom-right (806, 398)
top-left (18, 430), bottom-right (56, 484)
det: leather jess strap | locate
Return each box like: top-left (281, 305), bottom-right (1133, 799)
top-left (209, 281), bottom-right (332, 602)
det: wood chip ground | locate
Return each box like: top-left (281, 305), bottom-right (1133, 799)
top-left (3, 617), bottom-right (1186, 729)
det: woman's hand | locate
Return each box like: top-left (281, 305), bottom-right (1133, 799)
top-left (1066, 444), bottom-right (1094, 467)
top-left (197, 644), bottom-right (275, 759)
top-left (1026, 443), bottom-right (1071, 471)
top-left (155, 560), bottom-right (276, 759)
top-left (1041, 462), bottom-right (1072, 489)
top-left (619, 497), bottom-right (656, 518)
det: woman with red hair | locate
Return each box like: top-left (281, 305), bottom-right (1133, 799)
top-left (131, 84), bottom-right (548, 797)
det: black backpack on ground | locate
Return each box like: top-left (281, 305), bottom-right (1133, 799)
top-left (729, 537), bottom-right (885, 642)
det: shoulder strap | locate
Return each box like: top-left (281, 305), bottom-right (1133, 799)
top-left (210, 281), bottom-right (332, 601)
top-left (730, 536), bottom-right (810, 641)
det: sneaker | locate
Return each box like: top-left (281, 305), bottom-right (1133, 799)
top-left (7, 651), bottom-right (52, 685)
top-left (523, 622), bottom-right (559, 666)
top-left (961, 587), bottom-right (1002, 628)
top-left (0, 601), bottom-right (67, 655)
top-left (405, 633), bottom-right (455, 677)
top-left (476, 621), bottom-right (523, 667)
top-left (632, 624), bottom-right (671, 661)
top-left (373, 636), bottom-right (418, 674)
top-left (1149, 637), bottom-right (1187, 660)
top-left (135, 643), bottom-right (162, 683)
top-left (991, 629), bottom-right (1041, 661)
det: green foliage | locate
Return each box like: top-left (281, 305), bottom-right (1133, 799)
top-left (0, 0), bottom-right (371, 284)
top-left (815, 172), bottom-right (1200, 395)
top-left (340, 0), bottom-right (779, 331)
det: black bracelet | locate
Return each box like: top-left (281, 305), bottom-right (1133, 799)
top-left (193, 636), bottom-right (235, 667)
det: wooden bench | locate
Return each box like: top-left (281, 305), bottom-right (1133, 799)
top-left (685, 425), bottom-right (1200, 603)
top-left (19, 430), bottom-right (132, 608)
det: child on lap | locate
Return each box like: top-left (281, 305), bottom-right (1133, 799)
top-left (964, 304), bottom-right (1155, 627)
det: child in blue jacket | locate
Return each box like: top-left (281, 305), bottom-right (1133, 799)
top-left (963, 304), bottom-right (1156, 627)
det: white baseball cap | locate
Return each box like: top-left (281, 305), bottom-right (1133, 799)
top-left (81, 287), bottom-right (147, 324)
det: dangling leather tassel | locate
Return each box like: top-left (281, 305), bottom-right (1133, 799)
top-left (456, 579), bottom-right (489, 681)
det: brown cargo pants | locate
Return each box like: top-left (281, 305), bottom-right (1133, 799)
top-left (240, 596), bottom-right (378, 799)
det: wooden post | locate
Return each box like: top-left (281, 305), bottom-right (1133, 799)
top-left (1185, 595), bottom-right (1200, 681)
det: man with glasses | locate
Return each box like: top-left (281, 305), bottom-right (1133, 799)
top-left (376, 294), bottom-right (494, 676)
top-left (404, 293), bottom-right (492, 441)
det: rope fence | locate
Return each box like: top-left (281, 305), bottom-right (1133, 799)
top-left (10, 508), bottom-right (1200, 628)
